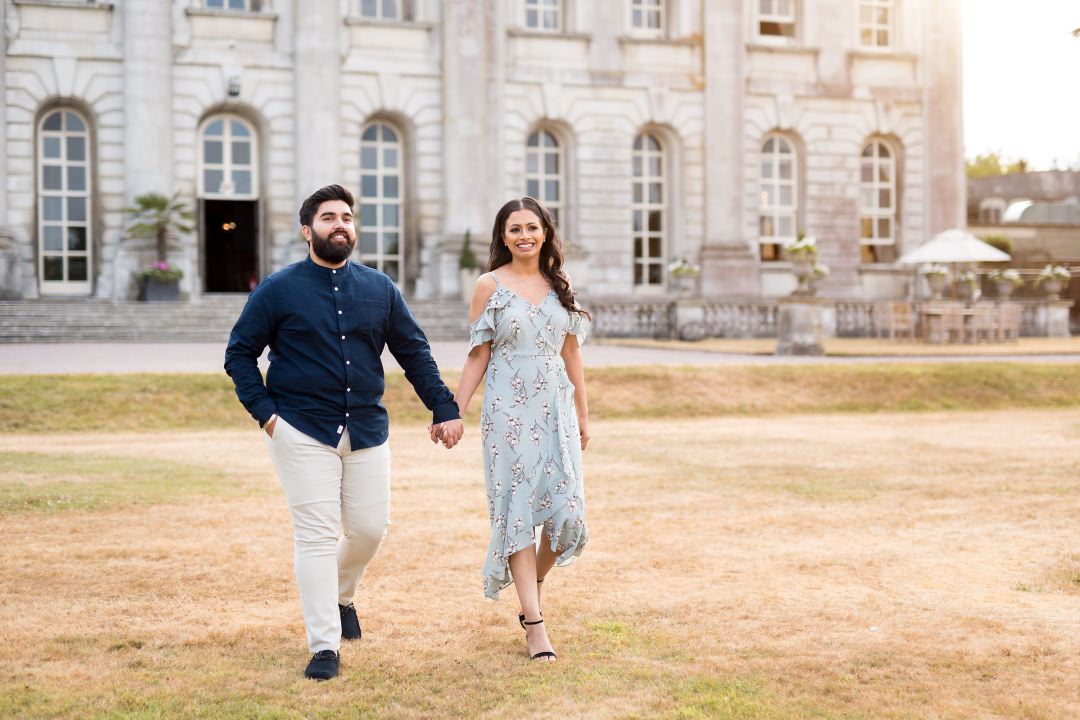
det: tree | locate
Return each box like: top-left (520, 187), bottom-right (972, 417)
top-left (965, 153), bottom-right (1029, 179)
top-left (125, 192), bottom-right (194, 265)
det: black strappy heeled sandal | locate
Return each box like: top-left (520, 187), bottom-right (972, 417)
top-left (518, 577), bottom-right (544, 628)
top-left (522, 618), bottom-right (557, 661)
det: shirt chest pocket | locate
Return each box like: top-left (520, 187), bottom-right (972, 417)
top-left (343, 299), bottom-right (389, 337)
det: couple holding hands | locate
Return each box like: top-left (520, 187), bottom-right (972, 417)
top-left (225, 186), bottom-right (589, 680)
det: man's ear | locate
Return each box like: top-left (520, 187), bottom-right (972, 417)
top-left (300, 225), bottom-right (312, 242)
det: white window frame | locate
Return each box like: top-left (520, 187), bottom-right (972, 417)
top-left (355, 0), bottom-right (403, 21)
top-left (632, 132), bottom-right (666, 288)
top-left (979, 198), bottom-right (1005, 225)
top-left (859, 140), bottom-right (896, 247)
top-left (858, 0), bottom-right (893, 49)
top-left (205, 0), bottom-right (264, 10)
top-left (758, 134), bottom-right (798, 261)
top-left (198, 114), bottom-right (259, 200)
top-left (757, 0), bottom-right (796, 42)
top-left (525, 129), bottom-right (564, 228)
top-left (629, 0), bottom-right (664, 37)
top-left (358, 121), bottom-right (405, 285)
top-left (38, 108), bottom-right (92, 296)
top-left (524, 0), bottom-right (562, 32)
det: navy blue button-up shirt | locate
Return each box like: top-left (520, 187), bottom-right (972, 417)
top-left (224, 257), bottom-right (459, 451)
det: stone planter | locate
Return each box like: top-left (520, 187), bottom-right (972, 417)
top-left (1040, 277), bottom-right (1064, 301)
top-left (925, 273), bottom-right (947, 300)
top-left (775, 298), bottom-right (825, 356)
top-left (995, 280), bottom-right (1016, 299)
top-left (140, 277), bottom-right (180, 302)
top-left (789, 255), bottom-right (814, 295)
top-left (671, 273), bottom-right (698, 298)
top-left (957, 283), bottom-right (980, 304)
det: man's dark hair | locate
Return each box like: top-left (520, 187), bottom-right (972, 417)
top-left (299, 185), bottom-right (355, 228)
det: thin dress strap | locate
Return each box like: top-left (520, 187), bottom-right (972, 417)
top-left (489, 270), bottom-right (503, 287)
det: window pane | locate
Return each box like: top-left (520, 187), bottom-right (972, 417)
top-left (381, 125), bottom-right (395, 142)
top-left (779, 185), bottom-right (792, 206)
top-left (633, 135), bottom-right (643, 151)
top-left (761, 161), bottom-right (772, 179)
top-left (878, 165), bottom-right (891, 182)
top-left (527, 132), bottom-right (540, 148)
top-left (43, 226), bottom-right (63, 251)
top-left (545, 152), bottom-right (559, 174)
top-left (233, 170), bottom-right (252, 195)
top-left (361, 204), bottom-right (377, 227)
top-left (877, 218), bottom-right (891, 238)
top-left (382, 0), bottom-right (398, 19)
top-left (649, 157), bottom-right (662, 176)
top-left (632, 9), bottom-right (642, 27)
top-left (231, 120), bottom-right (250, 137)
top-left (232, 141), bottom-right (250, 165)
top-left (649, 183), bottom-right (662, 203)
top-left (861, 189), bottom-right (875, 209)
top-left (763, 138), bottom-right (775, 154)
top-left (384, 232), bottom-right (399, 255)
top-left (43, 197), bottom-right (63, 221)
top-left (778, 159), bottom-right (792, 178)
top-left (648, 264), bottom-right (662, 285)
top-left (527, 180), bottom-right (540, 198)
top-left (544, 180), bottom-right (558, 201)
top-left (67, 166), bottom-right (86, 192)
top-left (527, 153), bottom-right (539, 173)
top-left (67, 136), bottom-right (87, 162)
top-left (761, 187), bottom-right (773, 208)
top-left (877, 29), bottom-right (888, 46)
top-left (43, 166), bottom-right (62, 190)
top-left (43, 256), bottom-right (64, 281)
top-left (67, 226), bottom-right (87, 252)
top-left (861, 164), bottom-right (873, 182)
top-left (384, 175), bottom-right (399, 199)
top-left (879, 189), bottom-right (892, 208)
top-left (382, 204), bottom-right (399, 227)
top-left (204, 140), bottom-right (223, 164)
top-left (760, 216), bottom-right (774, 237)
top-left (383, 147), bottom-right (398, 168)
top-left (68, 197), bottom-right (87, 222)
top-left (205, 119), bottom-right (224, 136)
top-left (861, 217), bottom-right (874, 239)
top-left (43, 137), bottom-right (61, 159)
top-left (779, 216), bottom-right (793, 236)
top-left (362, 0), bottom-right (376, 15)
top-left (361, 175), bottom-right (377, 197)
top-left (64, 112), bottom-right (84, 132)
top-left (360, 232), bottom-right (378, 254)
top-left (649, 236), bottom-right (661, 257)
top-left (634, 237), bottom-right (643, 256)
top-left (633, 184), bottom-right (643, 204)
top-left (634, 264), bottom-right (643, 285)
top-left (68, 256), bottom-right (88, 281)
top-left (648, 210), bottom-right (662, 232)
top-left (362, 124), bottom-right (378, 141)
top-left (361, 147), bottom-right (378, 169)
top-left (204, 169), bottom-right (224, 194)
top-left (43, 112), bottom-right (62, 131)
top-left (632, 156), bottom-right (642, 176)
top-left (633, 210), bottom-right (643, 233)
top-left (383, 261), bottom-right (400, 283)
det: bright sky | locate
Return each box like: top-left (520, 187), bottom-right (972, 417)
top-left (963, 0), bottom-right (1080, 170)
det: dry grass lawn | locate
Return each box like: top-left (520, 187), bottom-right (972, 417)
top-left (601, 336), bottom-right (1080, 357)
top-left (2, 408), bottom-right (1079, 718)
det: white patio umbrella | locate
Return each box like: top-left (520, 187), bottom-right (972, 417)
top-left (898, 228), bottom-right (1011, 264)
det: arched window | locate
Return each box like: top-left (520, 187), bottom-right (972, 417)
top-left (198, 115), bottom-right (258, 199)
top-left (359, 121), bottom-right (404, 283)
top-left (526, 129), bottom-right (563, 226)
top-left (632, 132), bottom-right (665, 287)
top-left (38, 108), bottom-right (91, 294)
top-left (859, 139), bottom-right (897, 263)
top-left (759, 135), bottom-right (797, 261)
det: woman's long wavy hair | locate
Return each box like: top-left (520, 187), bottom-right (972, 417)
top-left (488, 197), bottom-right (589, 319)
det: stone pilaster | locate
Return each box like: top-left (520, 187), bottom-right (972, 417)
top-left (294, 0), bottom-right (342, 201)
top-left (440, 0), bottom-right (493, 298)
top-left (925, 0), bottom-right (965, 234)
top-left (0, 15), bottom-right (16, 299)
top-left (700, 1), bottom-right (759, 297)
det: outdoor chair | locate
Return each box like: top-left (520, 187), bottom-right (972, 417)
top-left (966, 304), bottom-right (998, 343)
top-left (883, 302), bottom-right (916, 341)
top-left (999, 303), bottom-right (1021, 342)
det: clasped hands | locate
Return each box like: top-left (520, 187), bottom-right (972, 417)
top-left (428, 419), bottom-right (464, 449)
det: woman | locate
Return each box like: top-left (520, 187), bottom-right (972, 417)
top-left (452, 196), bottom-right (590, 662)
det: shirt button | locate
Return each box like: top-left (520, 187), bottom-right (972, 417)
top-left (345, 412), bottom-right (350, 417)
top-left (334, 287), bottom-right (339, 291)
top-left (346, 360), bottom-right (351, 365)
top-left (337, 310), bottom-right (342, 315)
top-left (332, 269), bottom-right (336, 274)
top-left (347, 387), bottom-right (351, 392)
top-left (341, 335), bottom-right (345, 340)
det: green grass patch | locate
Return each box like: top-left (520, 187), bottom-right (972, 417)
top-left (1, 363), bottom-right (1079, 434)
top-left (0, 451), bottom-right (235, 514)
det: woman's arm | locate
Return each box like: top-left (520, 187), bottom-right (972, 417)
top-left (560, 332), bottom-right (589, 450)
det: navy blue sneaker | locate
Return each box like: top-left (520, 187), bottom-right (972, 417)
top-left (304, 650), bottom-right (339, 680)
top-left (339, 603), bottom-right (361, 641)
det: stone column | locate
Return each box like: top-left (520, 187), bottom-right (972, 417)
top-left (0, 14), bottom-right (16, 299)
top-left (440, 0), bottom-right (493, 299)
top-left (925, 0), bottom-right (965, 234)
top-left (294, 0), bottom-right (342, 200)
top-left (700, 1), bottom-right (759, 297)
top-left (116, 0), bottom-right (174, 298)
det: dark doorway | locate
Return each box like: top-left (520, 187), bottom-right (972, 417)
top-left (203, 199), bottom-right (258, 293)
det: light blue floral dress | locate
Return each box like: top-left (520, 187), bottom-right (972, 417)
top-left (469, 272), bottom-right (590, 599)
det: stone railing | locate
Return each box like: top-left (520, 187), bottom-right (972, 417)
top-left (586, 300), bottom-right (674, 339)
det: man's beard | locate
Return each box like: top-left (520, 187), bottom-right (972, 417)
top-left (310, 227), bottom-right (356, 264)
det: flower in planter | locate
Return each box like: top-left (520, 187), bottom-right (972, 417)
top-left (783, 235), bottom-right (817, 260)
top-left (810, 262), bottom-right (829, 279)
top-left (1036, 264), bottom-right (1071, 286)
top-left (957, 269), bottom-right (979, 287)
top-left (667, 257), bottom-right (701, 278)
top-left (988, 268), bottom-right (1023, 287)
top-left (920, 263), bottom-right (949, 279)
top-left (138, 261), bottom-right (183, 283)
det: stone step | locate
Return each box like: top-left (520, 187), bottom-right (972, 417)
top-left (0, 298), bottom-right (469, 343)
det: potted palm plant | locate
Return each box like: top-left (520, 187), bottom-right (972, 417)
top-left (126, 192), bottom-right (193, 302)
top-left (459, 229), bottom-right (480, 303)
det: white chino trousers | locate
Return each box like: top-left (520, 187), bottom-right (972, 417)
top-left (264, 417), bottom-right (391, 653)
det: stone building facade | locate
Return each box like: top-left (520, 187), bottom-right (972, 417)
top-left (0, 0), bottom-right (964, 303)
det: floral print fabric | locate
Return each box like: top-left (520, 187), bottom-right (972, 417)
top-left (469, 276), bottom-right (589, 599)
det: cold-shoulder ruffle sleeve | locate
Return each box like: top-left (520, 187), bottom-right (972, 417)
top-left (565, 309), bottom-right (590, 345)
top-left (468, 287), bottom-right (511, 351)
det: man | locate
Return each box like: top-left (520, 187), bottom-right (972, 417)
top-left (224, 184), bottom-right (463, 681)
